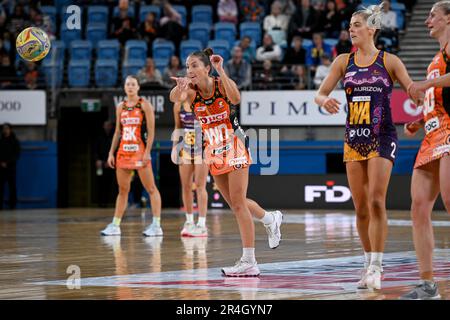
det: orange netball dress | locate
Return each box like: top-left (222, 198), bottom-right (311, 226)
top-left (116, 97), bottom-right (150, 169)
top-left (192, 77), bottom-right (252, 175)
top-left (415, 45), bottom-right (450, 168)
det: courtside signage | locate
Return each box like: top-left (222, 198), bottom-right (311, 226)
top-left (241, 90), bottom-right (347, 126)
top-left (0, 90), bottom-right (46, 125)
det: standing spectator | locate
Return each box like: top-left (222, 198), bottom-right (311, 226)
top-left (238, 35), bottom-right (256, 63)
top-left (263, 0), bottom-right (290, 45)
top-left (218, 0), bottom-right (238, 24)
top-left (256, 33), bottom-right (282, 62)
top-left (137, 58), bottom-right (164, 87)
top-left (313, 54), bottom-right (332, 89)
top-left (287, 0), bottom-right (318, 42)
top-left (333, 29), bottom-right (353, 57)
top-left (224, 46), bottom-right (252, 90)
top-left (94, 121), bottom-right (116, 208)
top-left (240, 0), bottom-right (265, 22)
top-left (159, 0), bottom-right (185, 49)
top-left (139, 12), bottom-right (160, 51)
top-left (162, 55), bottom-right (184, 88)
top-left (0, 54), bottom-right (16, 88)
top-left (0, 123), bottom-right (20, 210)
top-left (323, 0), bottom-right (341, 38)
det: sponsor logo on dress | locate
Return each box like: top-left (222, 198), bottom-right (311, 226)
top-left (425, 117), bottom-right (439, 134)
top-left (354, 87), bottom-right (382, 93)
top-left (349, 128), bottom-right (371, 139)
top-left (123, 144), bottom-right (139, 152)
top-left (352, 96), bottom-right (371, 102)
top-left (432, 144), bottom-right (450, 157)
top-left (198, 111), bottom-right (228, 124)
top-left (212, 144), bottom-right (231, 155)
top-left (121, 117), bottom-right (140, 125)
top-left (345, 72), bottom-right (357, 78)
top-left (229, 156), bottom-right (248, 166)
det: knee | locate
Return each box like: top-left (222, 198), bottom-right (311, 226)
top-left (146, 184), bottom-right (158, 195)
top-left (354, 202), bottom-right (369, 218)
top-left (368, 198), bottom-right (385, 216)
top-left (410, 207), bottom-right (432, 227)
top-left (230, 198), bottom-right (247, 214)
top-left (118, 185), bottom-right (130, 195)
top-left (181, 183), bottom-right (192, 193)
top-left (195, 184), bottom-right (207, 195)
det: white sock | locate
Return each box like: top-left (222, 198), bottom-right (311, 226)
top-left (185, 213), bottom-right (194, 223)
top-left (260, 211), bottom-right (274, 225)
top-left (152, 217), bottom-right (161, 227)
top-left (197, 216), bottom-right (206, 227)
top-left (371, 252), bottom-right (383, 268)
top-left (364, 252), bottom-right (371, 269)
top-left (242, 248), bottom-right (255, 263)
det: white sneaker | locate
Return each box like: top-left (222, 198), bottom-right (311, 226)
top-left (264, 210), bottom-right (283, 249)
top-left (357, 268), bottom-right (368, 290)
top-left (365, 265), bottom-right (382, 290)
top-left (221, 259), bottom-right (260, 277)
top-left (101, 223), bottom-right (121, 236)
top-left (143, 223), bottom-right (163, 237)
top-left (185, 224), bottom-right (208, 237)
top-left (180, 221), bottom-right (194, 237)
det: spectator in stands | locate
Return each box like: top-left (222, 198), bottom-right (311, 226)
top-left (159, 0), bottom-right (185, 49)
top-left (0, 123), bottom-right (20, 210)
top-left (23, 61), bottom-right (39, 90)
top-left (0, 9), bottom-right (8, 36)
top-left (293, 64), bottom-right (308, 89)
top-left (137, 58), bottom-right (163, 86)
top-left (256, 33), bottom-right (282, 62)
top-left (310, 32), bottom-right (330, 71)
top-left (0, 54), bottom-right (15, 88)
top-left (139, 12), bottom-right (160, 51)
top-left (238, 35), bottom-right (256, 63)
top-left (9, 4), bottom-right (29, 35)
top-left (282, 35), bottom-right (306, 66)
top-left (380, 0), bottom-right (399, 51)
top-left (224, 46), bottom-right (252, 90)
top-left (112, 4), bottom-right (137, 45)
top-left (163, 55), bottom-right (184, 88)
top-left (339, 0), bottom-right (359, 29)
top-left (254, 59), bottom-right (277, 90)
top-left (218, 0), bottom-right (238, 24)
top-left (240, 0), bottom-right (265, 22)
top-left (332, 29), bottom-right (353, 57)
top-left (94, 120), bottom-right (116, 208)
top-left (278, 0), bottom-right (296, 16)
top-left (287, 0), bottom-right (319, 42)
top-left (263, 0), bottom-right (290, 46)
top-left (323, 0), bottom-right (341, 39)
top-left (313, 54), bottom-right (332, 89)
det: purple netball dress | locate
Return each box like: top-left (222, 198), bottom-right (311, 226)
top-left (342, 51), bottom-right (398, 163)
top-left (178, 105), bottom-right (202, 162)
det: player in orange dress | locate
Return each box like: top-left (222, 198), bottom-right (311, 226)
top-left (400, 1), bottom-right (450, 300)
top-left (101, 75), bottom-right (163, 237)
top-left (170, 49), bottom-right (283, 277)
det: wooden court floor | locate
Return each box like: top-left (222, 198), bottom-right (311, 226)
top-left (0, 208), bottom-right (448, 300)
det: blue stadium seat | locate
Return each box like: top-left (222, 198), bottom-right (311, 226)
top-left (152, 40), bottom-right (175, 64)
top-left (70, 40), bottom-right (92, 61)
top-left (180, 39), bottom-right (203, 64)
top-left (139, 5), bottom-right (161, 22)
top-left (113, 4), bottom-right (135, 18)
top-left (192, 5), bottom-right (213, 25)
top-left (153, 58), bottom-right (168, 75)
top-left (68, 60), bottom-right (91, 87)
top-left (46, 40), bottom-right (65, 64)
top-left (41, 6), bottom-right (57, 28)
top-left (60, 22), bottom-right (81, 46)
top-left (214, 22), bottom-right (236, 48)
top-left (324, 38), bottom-right (339, 48)
top-left (55, 0), bottom-right (72, 11)
top-left (122, 59), bottom-right (145, 80)
top-left (240, 22), bottom-right (262, 46)
top-left (41, 59), bottom-right (64, 87)
top-left (88, 6), bottom-right (109, 24)
top-left (97, 40), bottom-right (121, 60)
top-left (86, 22), bottom-right (108, 43)
top-left (172, 5), bottom-right (187, 27)
top-left (396, 10), bottom-right (405, 29)
top-left (267, 29), bottom-right (286, 46)
top-left (95, 59), bottom-right (118, 87)
top-left (207, 40), bottom-right (230, 61)
top-left (189, 22), bottom-right (210, 47)
top-left (125, 40), bottom-right (148, 61)
top-left (302, 39), bottom-right (313, 51)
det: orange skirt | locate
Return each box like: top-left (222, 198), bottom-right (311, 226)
top-left (116, 143), bottom-right (150, 170)
top-left (203, 135), bottom-right (252, 176)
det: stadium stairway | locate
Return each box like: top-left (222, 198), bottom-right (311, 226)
top-left (398, 0), bottom-right (440, 81)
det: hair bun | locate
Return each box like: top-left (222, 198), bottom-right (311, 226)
top-left (203, 48), bottom-right (214, 57)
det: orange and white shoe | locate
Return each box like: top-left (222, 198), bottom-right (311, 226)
top-left (221, 259), bottom-right (260, 277)
top-left (185, 224), bottom-right (208, 237)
